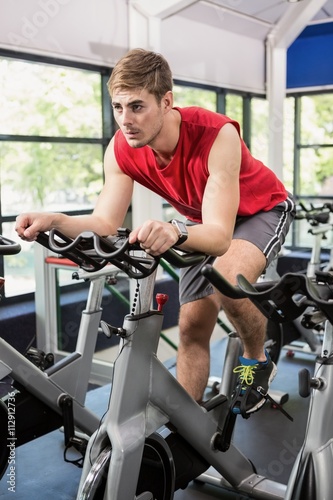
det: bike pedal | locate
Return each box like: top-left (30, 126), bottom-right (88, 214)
top-left (201, 393), bottom-right (228, 411)
top-left (25, 347), bottom-right (54, 371)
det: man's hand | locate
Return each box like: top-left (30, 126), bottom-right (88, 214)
top-left (129, 220), bottom-right (179, 255)
top-left (15, 212), bottom-right (55, 241)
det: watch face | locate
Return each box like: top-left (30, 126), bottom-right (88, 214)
top-left (171, 220), bottom-right (188, 243)
top-left (179, 222), bottom-right (187, 233)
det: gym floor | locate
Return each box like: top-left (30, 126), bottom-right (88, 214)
top-left (0, 334), bottom-right (313, 499)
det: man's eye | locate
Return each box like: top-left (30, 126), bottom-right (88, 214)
top-left (132, 105), bottom-right (142, 111)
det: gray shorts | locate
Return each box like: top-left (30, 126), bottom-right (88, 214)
top-left (179, 194), bottom-right (296, 305)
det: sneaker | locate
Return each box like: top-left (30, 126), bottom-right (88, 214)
top-left (230, 353), bottom-right (277, 418)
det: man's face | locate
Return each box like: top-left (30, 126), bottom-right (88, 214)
top-left (111, 88), bottom-right (164, 148)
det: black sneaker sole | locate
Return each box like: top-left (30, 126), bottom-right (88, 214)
top-left (245, 362), bottom-right (278, 414)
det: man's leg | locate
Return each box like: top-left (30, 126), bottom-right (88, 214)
top-left (214, 239), bottom-right (268, 361)
top-left (214, 239), bottom-right (278, 416)
top-left (176, 200), bottom-right (295, 408)
top-left (176, 294), bottom-right (220, 402)
top-left (176, 239), bottom-right (267, 403)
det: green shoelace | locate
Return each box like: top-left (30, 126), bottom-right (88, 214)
top-left (233, 363), bottom-right (258, 386)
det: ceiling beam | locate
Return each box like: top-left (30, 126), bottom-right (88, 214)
top-left (269, 0), bottom-right (327, 48)
top-left (130, 0), bottom-right (198, 20)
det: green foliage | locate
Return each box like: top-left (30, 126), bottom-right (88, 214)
top-left (173, 85), bottom-right (216, 110)
top-left (298, 94), bottom-right (333, 195)
top-left (0, 58), bottom-right (104, 212)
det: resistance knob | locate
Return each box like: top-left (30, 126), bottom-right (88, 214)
top-left (156, 293), bottom-right (168, 311)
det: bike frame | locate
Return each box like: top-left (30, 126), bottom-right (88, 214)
top-left (77, 264), bottom-right (287, 499)
top-left (0, 267), bottom-right (116, 439)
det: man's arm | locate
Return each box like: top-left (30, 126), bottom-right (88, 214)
top-left (181, 122), bottom-right (241, 256)
top-left (15, 138), bottom-right (134, 241)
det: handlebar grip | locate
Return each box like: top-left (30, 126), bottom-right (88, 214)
top-left (295, 201), bottom-right (333, 224)
top-left (48, 230), bottom-right (94, 253)
top-left (201, 264), bottom-right (246, 299)
top-left (37, 230), bottom-right (108, 272)
top-left (0, 235), bottom-right (21, 256)
top-left (201, 265), bottom-right (312, 323)
top-left (162, 248), bottom-right (206, 268)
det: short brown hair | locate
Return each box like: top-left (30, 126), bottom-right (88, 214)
top-left (107, 48), bottom-right (173, 102)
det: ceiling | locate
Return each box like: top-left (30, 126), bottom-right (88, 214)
top-left (173, 0), bottom-right (333, 40)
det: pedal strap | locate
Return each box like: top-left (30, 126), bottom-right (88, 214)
top-left (63, 439), bottom-right (85, 468)
top-left (230, 384), bottom-right (293, 421)
top-left (229, 384), bottom-right (253, 419)
top-left (257, 386), bottom-right (293, 422)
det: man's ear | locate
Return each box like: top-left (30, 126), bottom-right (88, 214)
top-left (162, 91), bottom-right (173, 111)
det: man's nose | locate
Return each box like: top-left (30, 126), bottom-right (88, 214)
top-left (122, 109), bottom-right (133, 126)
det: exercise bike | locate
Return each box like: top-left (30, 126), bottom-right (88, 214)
top-left (0, 233), bottom-right (121, 479)
top-left (38, 229), bottom-right (211, 500)
top-left (201, 263), bottom-right (333, 500)
top-left (272, 201), bottom-right (333, 358)
top-left (295, 201), bottom-right (333, 278)
top-left (29, 228), bottom-right (333, 499)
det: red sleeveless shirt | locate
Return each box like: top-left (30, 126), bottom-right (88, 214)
top-left (114, 107), bottom-right (287, 223)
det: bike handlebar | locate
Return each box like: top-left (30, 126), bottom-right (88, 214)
top-left (201, 264), bottom-right (333, 325)
top-left (0, 235), bottom-right (21, 256)
top-left (295, 201), bottom-right (333, 225)
top-left (37, 228), bottom-right (206, 279)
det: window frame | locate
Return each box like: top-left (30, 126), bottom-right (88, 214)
top-left (0, 49), bottom-right (114, 303)
top-left (287, 89), bottom-right (333, 249)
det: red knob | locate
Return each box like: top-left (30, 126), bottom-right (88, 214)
top-left (156, 293), bottom-right (168, 311)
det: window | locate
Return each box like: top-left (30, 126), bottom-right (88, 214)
top-left (297, 94), bottom-right (333, 198)
top-left (225, 93), bottom-right (243, 129)
top-left (2, 52), bottom-right (332, 301)
top-left (0, 52), bottom-right (112, 299)
top-left (250, 97), bottom-right (269, 167)
top-left (173, 83), bottom-right (217, 111)
top-left (287, 92), bottom-right (333, 248)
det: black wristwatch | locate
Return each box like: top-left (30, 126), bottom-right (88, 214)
top-left (170, 219), bottom-right (188, 245)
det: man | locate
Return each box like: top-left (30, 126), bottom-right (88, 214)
top-left (15, 48), bottom-right (295, 417)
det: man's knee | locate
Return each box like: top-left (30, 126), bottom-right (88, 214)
top-left (178, 297), bottom-right (220, 339)
top-left (214, 240), bottom-right (266, 285)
